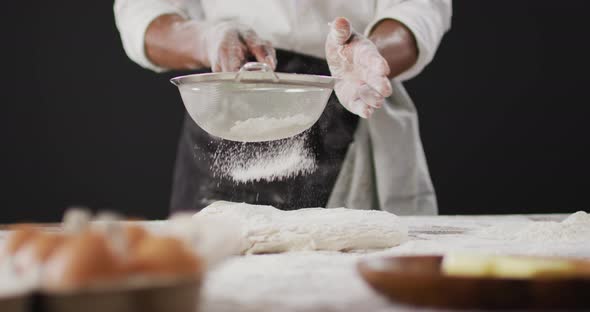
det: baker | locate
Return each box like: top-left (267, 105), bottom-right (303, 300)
top-left (114, 1), bottom-right (452, 215)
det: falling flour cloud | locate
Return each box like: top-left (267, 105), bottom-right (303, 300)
top-left (211, 131), bottom-right (317, 183)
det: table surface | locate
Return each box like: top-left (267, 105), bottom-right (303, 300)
top-left (2, 214), bottom-right (589, 312)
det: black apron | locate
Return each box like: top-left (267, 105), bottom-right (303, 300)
top-left (170, 50), bottom-right (358, 213)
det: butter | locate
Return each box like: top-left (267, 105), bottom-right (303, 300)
top-left (442, 253), bottom-right (494, 277)
top-left (442, 253), bottom-right (577, 278)
top-left (492, 257), bottom-right (574, 278)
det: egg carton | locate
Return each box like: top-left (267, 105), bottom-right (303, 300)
top-left (0, 276), bottom-right (201, 312)
top-left (0, 208), bottom-right (205, 312)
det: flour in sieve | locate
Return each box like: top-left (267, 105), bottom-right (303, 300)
top-left (229, 114), bottom-right (314, 142)
top-left (211, 132), bottom-right (317, 183)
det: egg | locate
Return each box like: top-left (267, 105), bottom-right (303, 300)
top-left (127, 236), bottom-right (202, 277)
top-left (4, 224), bottom-right (41, 256)
top-left (12, 232), bottom-right (68, 273)
top-left (124, 224), bottom-right (148, 250)
top-left (30, 233), bottom-right (68, 263)
top-left (43, 230), bottom-right (123, 289)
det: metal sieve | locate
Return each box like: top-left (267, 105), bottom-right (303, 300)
top-left (170, 62), bottom-right (335, 142)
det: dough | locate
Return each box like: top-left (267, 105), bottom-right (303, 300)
top-left (192, 201), bottom-right (408, 255)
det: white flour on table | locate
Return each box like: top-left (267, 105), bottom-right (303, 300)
top-left (478, 211), bottom-right (590, 242)
top-left (199, 213), bottom-right (590, 312)
top-left (200, 252), bottom-right (392, 312)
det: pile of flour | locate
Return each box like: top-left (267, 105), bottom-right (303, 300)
top-left (229, 114), bottom-right (314, 142)
top-left (478, 211), bottom-right (590, 242)
top-left (211, 131), bottom-right (317, 183)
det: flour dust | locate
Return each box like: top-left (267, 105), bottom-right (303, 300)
top-left (211, 131), bottom-right (317, 183)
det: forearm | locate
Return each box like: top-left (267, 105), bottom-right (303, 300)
top-left (145, 14), bottom-right (205, 70)
top-left (369, 19), bottom-right (418, 79)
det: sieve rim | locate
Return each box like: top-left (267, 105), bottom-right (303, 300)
top-left (170, 71), bottom-right (335, 90)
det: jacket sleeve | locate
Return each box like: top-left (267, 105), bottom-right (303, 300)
top-left (364, 0), bottom-right (452, 81)
top-left (113, 0), bottom-right (192, 72)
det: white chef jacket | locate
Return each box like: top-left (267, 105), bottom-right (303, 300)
top-left (113, 0), bottom-right (452, 215)
top-left (114, 0), bottom-right (451, 81)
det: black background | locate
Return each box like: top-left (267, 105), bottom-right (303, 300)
top-left (4, 1), bottom-right (590, 223)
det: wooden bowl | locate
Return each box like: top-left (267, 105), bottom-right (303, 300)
top-left (357, 255), bottom-right (590, 310)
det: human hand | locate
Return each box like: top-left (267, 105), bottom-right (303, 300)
top-left (145, 15), bottom-right (276, 72)
top-left (196, 20), bottom-right (276, 72)
top-left (326, 17), bottom-right (393, 118)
